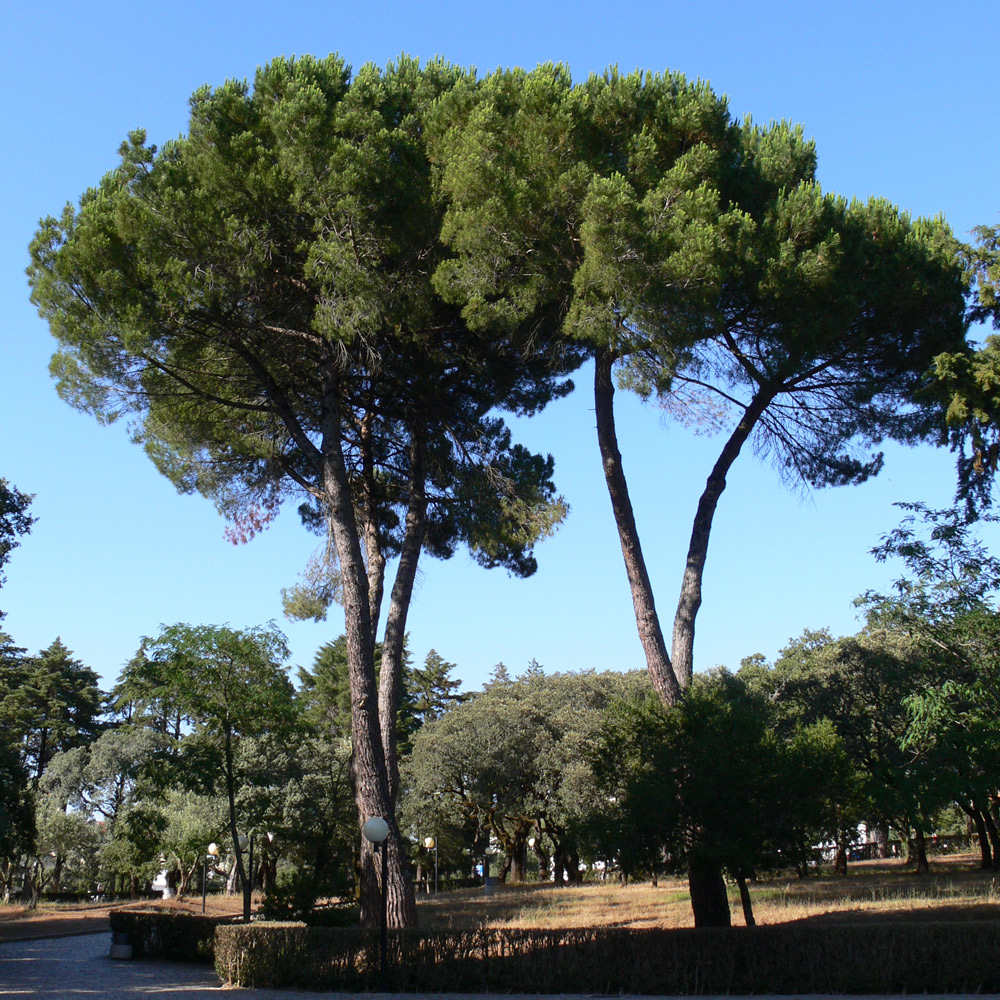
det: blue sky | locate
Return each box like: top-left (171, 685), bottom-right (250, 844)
top-left (1, 1), bottom-right (997, 694)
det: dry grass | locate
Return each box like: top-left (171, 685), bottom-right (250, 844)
top-left (7, 854), bottom-right (999, 937)
top-left (416, 854), bottom-right (1000, 931)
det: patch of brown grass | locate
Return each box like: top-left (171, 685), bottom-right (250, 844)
top-left (416, 855), bottom-right (1000, 930)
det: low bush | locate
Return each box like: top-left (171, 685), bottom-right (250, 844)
top-left (110, 908), bottom-right (237, 963)
top-left (215, 920), bottom-right (1000, 993)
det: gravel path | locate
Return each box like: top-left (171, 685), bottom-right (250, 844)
top-left (2, 932), bottom-right (998, 1000)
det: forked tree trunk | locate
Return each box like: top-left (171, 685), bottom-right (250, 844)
top-left (594, 347), bottom-right (773, 926)
top-left (322, 386), bottom-right (416, 929)
top-left (979, 803), bottom-right (1000, 871)
top-left (959, 801), bottom-right (991, 868)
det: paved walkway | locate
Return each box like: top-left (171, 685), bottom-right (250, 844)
top-left (2, 932), bottom-right (999, 999)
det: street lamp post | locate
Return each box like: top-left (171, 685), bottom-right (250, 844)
top-left (362, 817), bottom-right (390, 992)
top-left (423, 836), bottom-right (438, 894)
top-left (202, 843), bottom-right (219, 914)
top-left (237, 833), bottom-right (253, 924)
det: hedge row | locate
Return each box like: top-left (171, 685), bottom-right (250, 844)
top-left (109, 909), bottom-right (238, 963)
top-left (214, 920), bottom-right (1000, 993)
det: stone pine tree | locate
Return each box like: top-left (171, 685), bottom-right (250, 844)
top-left (434, 65), bottom-right (970, 924)
top-left (28, 56), bottom-right (578, 927)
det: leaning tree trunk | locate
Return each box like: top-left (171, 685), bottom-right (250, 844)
top-left (379, 434), bottom-right (427, 804)
top-left (735, 871), bottom-right (756, 927)
top-left (670, 389), bottom-right (772, 685)
top-left (593, 346), bottom-right (680, 705)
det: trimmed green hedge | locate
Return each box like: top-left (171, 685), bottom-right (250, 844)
top-left (110, 908), bottom-right (238, 963)
top-left (215, 920), bottom-right (1000, 993)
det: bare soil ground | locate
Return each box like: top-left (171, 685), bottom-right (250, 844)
top-left (2, 854), bottom-right (997, 940)
top-left (0, 894), bottom-right (247, 941)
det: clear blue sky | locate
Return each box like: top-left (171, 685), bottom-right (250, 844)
top-left (1, 1), bottom-right (997, 694)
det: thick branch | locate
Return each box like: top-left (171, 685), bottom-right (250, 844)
top-left (671, 388), bottom-right (774, 684)
top-left (379, 429), bottom-right (428, 801)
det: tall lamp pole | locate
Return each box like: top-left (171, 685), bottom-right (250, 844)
top-left (202, 843), bottom-right (219, 915)
top-left (237, 833), bottom-right (253, 924)
top-left (362, 817), bottom-right (390, 992)
top-left (423, 836), bottom-right (438, 894)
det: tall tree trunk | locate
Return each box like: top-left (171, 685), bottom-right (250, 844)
top-left (913, 828), bottom-right (929, 874)
top-left (688, 856), bottom-right (730, 928)
top-left (320, 377), bottom-right (416, 929)
top-left (671, 390), bottom-right (772, 684)
top-left (509, 840), bottom-right (527, 884)
top-left (360, 409), bottom-right (386, 638)
top-left (593, 346), bottom-right (680, 705)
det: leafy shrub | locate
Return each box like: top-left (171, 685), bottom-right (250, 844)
top-left (110, 908), bottom-right (237, 963)
top-left (260, 868), bottom-right (355, 924)
top-left (215, 921), bottom-right (310, 987)
top-left (215, 921), bottom-right (1000, 993)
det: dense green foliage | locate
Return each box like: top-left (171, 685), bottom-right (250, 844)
top-left (405, 667), bottom-right (647, 884)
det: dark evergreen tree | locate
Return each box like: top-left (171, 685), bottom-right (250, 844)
top-left (1, 638), bottom-right (102, 786)
top-left (409, 649), bottom-right (467, 726)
